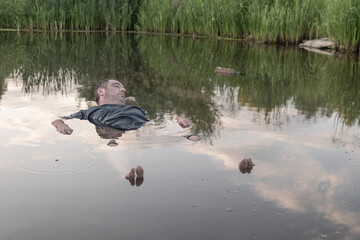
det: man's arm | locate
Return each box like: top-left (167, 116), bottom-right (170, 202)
top-left (51, 119), bottom-right (73, 135)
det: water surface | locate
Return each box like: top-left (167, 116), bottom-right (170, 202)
top-left (0, 32), bottom-right (359, 240)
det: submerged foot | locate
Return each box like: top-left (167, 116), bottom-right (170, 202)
top-left (125, 168), bottom-right (136, 185)
top-left (136, 176), bottom-right (144, 186)
top-left (126, 166), bottom-right (144, 186)
top-left (239, 158), bottom-right (255, 174)
top-left (135, 165), bottom-right (144, 178)
top-left (125, 168), bottom-right (136, 179)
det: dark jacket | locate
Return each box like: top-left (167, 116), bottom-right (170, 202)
top-left (61, 104), bottom-right (149, 130)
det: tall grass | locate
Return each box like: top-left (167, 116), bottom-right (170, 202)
top-left (0, 0), bottom-right (139, 31)
top-left (0, 0), bottom-right (26, 29)
top-left (176, 0), bottom-right (247, 37)
top-left (246, 0), bottom-right (326, 43)
top-left (326, 0), bottom-right (360, 53)
top-left (0, 0), bottom-right (360, 52)
top-left (137, 0), bottom-right (173, 33)
top-left (137, 0), bottom-right (325, 41)
top-left (137, 0), bottom-right (248, 37)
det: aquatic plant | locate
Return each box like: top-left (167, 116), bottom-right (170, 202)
top-left (137, 0), bottom-right (174, 32)
top-left (137, 0), bottom-right (248, 37)
top-left (0, 0), bottom-right (139, 31)
top-left (246, 0), bottom-right (326, 43)
top-left (0, 0), bottom-right (26, 29)
top-left (326, 0), bottom-right (360, 53)
top-left (1, 0), bottom-right (360, 52)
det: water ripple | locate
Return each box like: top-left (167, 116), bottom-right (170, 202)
top-left (18, 152), bottom-right (98, 174)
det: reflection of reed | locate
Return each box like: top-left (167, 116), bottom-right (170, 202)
top-left (0, 75), bottom-right (5, 100)
top-left (327, 60), bottom-right (360, 127)
top-left (236, 45), bottom-right (360, 128)
top-left (0, 32), bottom-right (359, 139)
top-left (20, 70), bottom-right (78, 95)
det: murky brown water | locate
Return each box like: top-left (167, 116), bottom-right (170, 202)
top-left (0, 32), bottom-right (359, 240)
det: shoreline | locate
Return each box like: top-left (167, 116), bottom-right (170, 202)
top-left (0, 28), bottom-right (348, 57)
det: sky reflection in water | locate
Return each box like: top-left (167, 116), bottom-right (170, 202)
top-left (0, 33), bottom-right (359, 240)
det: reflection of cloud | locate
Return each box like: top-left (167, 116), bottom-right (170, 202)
top-left (2, 78), bottom-right (360, 237)
top-left (183, 114), bottom-right (360, 236)
top-left (253, 155), bottom-right (360, 234)
top-left (0, 80), bottom-right (191, 153)
top-left (0, 80), bottom-right (142, 179)
top-left (253, 148), bottom-right (340, 212)
top-left (0, 80), bottom-right (86, 147)
top-left (104, 151), bottom-right (130, 177)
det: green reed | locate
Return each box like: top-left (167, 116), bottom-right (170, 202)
top-left (136, 0), bottom-right (326, 41)
top-left (326, 0), bottom-right (360, 53)
top-left (1, 0), bottom-right (360, 52)
top-left (0, 0), bottom-right (26, 29)
top-left (0, 0), bottom-right (138, 31)
top-left (137, 0), bottom-right (173, 32)
top-left (246, 0), bottom-right (326, 43)
top-left (137, 0), bottom-right (248, 37)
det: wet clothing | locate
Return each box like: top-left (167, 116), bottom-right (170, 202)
top-left (61, 104), bottom-right (149, 130)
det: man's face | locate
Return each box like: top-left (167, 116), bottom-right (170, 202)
top-left (103, 80), bottom-right (126, 104)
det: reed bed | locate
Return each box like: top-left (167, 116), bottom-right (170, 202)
top-left (137, 0), bottom-right (248, 37)
top-left (246, 0), bottom-right (326, 43)
top-left (326, 0), bottom-right (360, 53)
top-left (137, 0), bottom-right (326, 42)
top-left (0, 0), bottom-right (139, 31)
top-left (137, 0), bottom-right (358, 51)
top-left (1, 0), bottom-right (360, 52)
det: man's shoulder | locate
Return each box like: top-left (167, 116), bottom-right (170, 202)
top-left (97, 104), bottom-right (147, 115)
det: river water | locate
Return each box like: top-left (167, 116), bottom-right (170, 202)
top-left (0, 32), bottom-right (359, 240)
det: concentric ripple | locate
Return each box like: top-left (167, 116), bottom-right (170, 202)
top-left (19, 152), bottom-right (98, 173)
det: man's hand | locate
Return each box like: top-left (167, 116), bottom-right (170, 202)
top-left (51, 119), bottom-right (73, 135)
top-left (177, 116), bottom-right (193, 128)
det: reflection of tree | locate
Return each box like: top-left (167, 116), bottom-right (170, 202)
top-left (0, 69), bottom-right (7, 100)
top-left (132, 36), bottom-right (227, 140)
top-left (0, 32), bottom-right (359, 140)
top-left (0, 32), bottom-right (223, 140)
top-left (0, 33), bottom-right (14, 99)
top-left (75, 35), bottom-right (228, 140)
top-left (0, 32), bottom-right (79, 95)
top-left (327, 59), bottom-right (360, 127)
top-left (235, 46), bottom-right (359, 127)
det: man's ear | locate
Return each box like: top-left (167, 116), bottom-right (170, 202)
top-left (97, 88), bottom-right (105, 96)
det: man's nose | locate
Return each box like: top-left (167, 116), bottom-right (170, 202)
top-left (121, 87), bottom-right (126, 93)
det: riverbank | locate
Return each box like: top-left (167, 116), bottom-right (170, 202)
top-left (0, 0), bottom-right (359, 54)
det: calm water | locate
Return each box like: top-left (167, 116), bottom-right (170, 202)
top-left (0, 32), bottom-right (360, 240)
